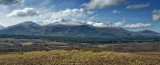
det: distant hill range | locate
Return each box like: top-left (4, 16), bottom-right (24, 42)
top-left (0, 21), bottom-right (159, 38)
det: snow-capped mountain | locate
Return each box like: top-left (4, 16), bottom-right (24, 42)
top-left (42, 18), bottom-right (117, 28)
top-left (41, 18), bottom-right (83, 26)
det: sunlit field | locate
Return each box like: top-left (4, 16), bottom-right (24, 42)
top-left (0, 37), bottom-right (160, 65)
top-left (0, 49), bottom-right (160, 65)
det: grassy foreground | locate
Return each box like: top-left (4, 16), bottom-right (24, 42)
top-left (0, 50), bottom-right (160, 65)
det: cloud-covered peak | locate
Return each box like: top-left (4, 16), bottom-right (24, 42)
top-left (40, 18), bottom-right (125, 28)
top-left (85, 21), bottom-right (125, 28)
top-left (82, 0), bottom-right (126, 10)
top-left (7, 8), bottom-right (39, 17)
top-left (123, 23), bottom-right (151, 29)
top-left (126, 3), bottom-right (149, 9)
top-left (46, 18), bottom-right (84, 26)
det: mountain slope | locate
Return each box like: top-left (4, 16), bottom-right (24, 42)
top-left (136, 30), bottom-right (158, 37)
top-left (0, 21), bottom-right (159, 37)
top-left (0, 22), bottom-right (128, 37)
top-left (139, 30), bottom-right (157, 34)
top-left (0, 21), bottom-right (41, 35)
top-left (38, 25), bottom-right (114, 37)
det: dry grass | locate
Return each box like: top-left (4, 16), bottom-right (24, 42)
top-left (20, 42), bottom-right (33, 46)
top-left (0, 50), bottom-right (160, 65)
top-left (96, 44), bottom-right (108, 48)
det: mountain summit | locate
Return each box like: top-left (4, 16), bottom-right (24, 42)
top-left (18, 21), bottom-right (41, 27)
top-left (0, 21), bottom-right (41, 35)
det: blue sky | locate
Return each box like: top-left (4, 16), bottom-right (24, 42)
top-left (0, 0), bottom-right (160, 32)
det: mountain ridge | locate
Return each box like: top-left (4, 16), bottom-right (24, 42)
top-left (0, 21), bottom-right (159, 38)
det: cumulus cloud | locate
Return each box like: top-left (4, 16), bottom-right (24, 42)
top-left (112, 22), bottom-right (124, 27)
top-left (46, 18), bottom-right (84, 25)
top-left (85, 19), bottom-right (125, 27)
top-left (40, 8), bottom-right (94, 23)
top-left (86, 21), bottom-right (124, 27)
top-left (89, 16), bottom-right (95, 20)
top-left (88, 19), bottom-right (152, 29)
top-left (111, 19), bottom-right (125, 27)
top-left (82, 0), bottom-right (126, 9)
top-left (152, 10), bottom-right (160, 21)
top-left (86, 21), bottom-right (107, 27)
top-left (49, 8), bottom-right (93, 18)
top-left (123, 23), bottom-right (151, 29)
top-left (0, 0), bottom-right (24, 6)
top-left (7, 8), bottom-right (39, 17)
top-left (87, 11), bottom-right (94, 14)
top-left (113, 10), bottom-right (120, 14)
top-left (126, 3), bottom-right (149, 9)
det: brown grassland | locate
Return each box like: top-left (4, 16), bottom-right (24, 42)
top-left (0, 49), bottom-right (160, 65)
top-left (0, 38), bottom-right (160, 65)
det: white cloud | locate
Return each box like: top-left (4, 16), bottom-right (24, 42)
top-left (87, 11), bottom-right (94, 14)
top-left (112, 22), bottom-right (124, 27)
top-left (42, 18), bottom-right (83, 25)
top-left (86, 19), bottom-right (151, 29)
top-left (90, 16), bottom-right (95, 20)
top-left (49, 8), bottom-right (93, 18)
top-left (126, 3), bottom-right (149, 9)
top-left (40, 8), bottom-right (94, 24)
top-left (86, 21), bottom-right (107, 27)
top-left (113, 10), bottom-right (120, 14)
top-left (0, 0), bottom-right (24, 6)
top-left (85, 19), bottom-right (125, 27)
top-left (82, 0), bottom-right (126, 10)
top-left (111, 18), bottom-right (125, 27)
top-left (152, 10), bottom-right (160, 21)
top-left (85, 21), bottom-right (124, 27)
top-left (7, 8), bottom-right (39, 17)
top-left (123, 23), bottom-right (151, 29)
